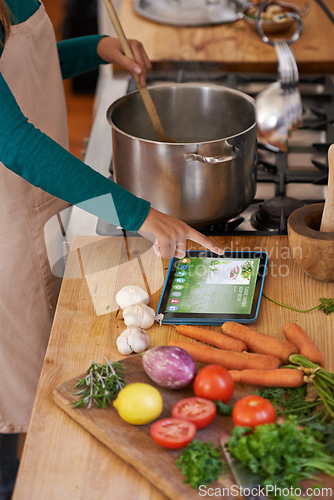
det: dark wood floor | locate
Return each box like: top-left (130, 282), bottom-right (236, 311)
top-left (44, 0), bottom-right (96, 160)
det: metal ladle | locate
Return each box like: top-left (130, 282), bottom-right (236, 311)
top-left (255, 0), bottom-right (303, 150)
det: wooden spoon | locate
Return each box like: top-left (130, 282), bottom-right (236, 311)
top-left (320, 144), bottom-right (334, 232)
top-left (103, 0), bottom-right (174, 143)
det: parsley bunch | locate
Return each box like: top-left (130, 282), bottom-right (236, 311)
top-left (228, 416), bottom-right (334, 500)
top-left (176, 440), bottom-right (227, 489)
top-left (255, 386), bottom-right (334, 454)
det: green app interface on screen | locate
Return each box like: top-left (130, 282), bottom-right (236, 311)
top-left (166, 257), bottom-right (260, 315)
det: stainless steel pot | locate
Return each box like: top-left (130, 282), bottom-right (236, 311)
top-left (107, 83), bottom-right (257, 225)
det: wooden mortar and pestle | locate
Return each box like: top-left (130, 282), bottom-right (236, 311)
top-left (287, 144), bottom-right (334, 281)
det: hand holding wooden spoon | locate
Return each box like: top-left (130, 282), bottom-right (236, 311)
top-left (102, 0), bottom-right (174, 142)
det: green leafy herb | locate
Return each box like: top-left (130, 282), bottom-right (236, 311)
top-left (307, 420), bottom-right (334, 456)
top-left (176, 440), bottom-right (227, 489)
top-left (262, 294), bottom-right (334, 315)
top-left (287, 354), bottom-right (334, 419)
top-left (318, 297), bottom-right (334, 315)
top-left (228, 416), bottom-right (334, 500)
top-left (214, 400), bottom-right (233, 416)
top-left (73, 358), bottom-right (126, 409)
top-left (254, 386), bottom-right (334, 455)
top-left (254, 386), bottom-right (326, 425)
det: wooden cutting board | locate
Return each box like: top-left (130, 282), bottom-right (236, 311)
top-left (54, 354), bottom-right (334, 500)
top-left (53, 354), bottom-right (249, 500)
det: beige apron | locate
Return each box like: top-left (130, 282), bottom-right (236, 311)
top-left (0, 3), bottom-right (70, 433)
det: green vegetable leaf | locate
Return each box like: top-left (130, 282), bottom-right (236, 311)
top-left (318, 297), bottom-right (334, 315)
top-left (262, 294), bottom-right (334, 315)
top-left (228, 416), bottom-right (334, 500)
top-left (176, 440), bottom-right (227, 489)
top-left (214, 400), bottom-right (233, 416)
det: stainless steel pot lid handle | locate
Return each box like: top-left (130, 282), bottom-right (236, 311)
top-left (184, 146), bottom-right (241, 164)
top-left (256, 0), bottom-right (303, 46)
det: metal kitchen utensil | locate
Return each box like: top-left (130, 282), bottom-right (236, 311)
top-left (274, 40), bottom-right (303, 130)
top-left (133, 0), bottom-right (244, 27)
top-left (102, 0), bottom-right (174, 143)
top-left (255, 0), bottom-right (303, 46)
top-left (320, 144), bottom-right (334, 232)
top-left (254, 0), bottom-right (303, 149)
top-left (255, 80), bottom-right (288, 150)
top-left (241, 0), bottom-right (309, 35)
top-left (220, 431), bottom-right (270, 499)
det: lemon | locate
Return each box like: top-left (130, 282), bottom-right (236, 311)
top-left (113, 383), bottom-right (163, 425)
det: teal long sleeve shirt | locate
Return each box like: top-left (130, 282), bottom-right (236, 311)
top-left (0, 0), bottom-right (151, 231)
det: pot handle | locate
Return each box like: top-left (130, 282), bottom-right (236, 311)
top-left (184, 145), bottom-right (241, 164)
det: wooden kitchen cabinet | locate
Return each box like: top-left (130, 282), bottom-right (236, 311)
top-left (117, 0), bottom-right (334, 73)
top-left (13, 234), bottom-right (334, 500)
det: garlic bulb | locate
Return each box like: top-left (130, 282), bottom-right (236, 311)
top-left (116, 285), bottom-right (149, 309)
top-left (116, 327), bottom-right (151, 356)
top-left (122, 303), bottom-right (156, 329)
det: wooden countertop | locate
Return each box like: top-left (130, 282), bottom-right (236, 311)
top-left (13, 234), bottom-right (334, 500)
top-left (118, 0), bottom-right (334, 73)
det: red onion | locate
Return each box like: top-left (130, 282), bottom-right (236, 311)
top-left (142, 346), bottom-right (197, 389)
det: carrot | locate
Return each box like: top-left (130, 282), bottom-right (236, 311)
top-left (175, 325), bottom-right (247, 352)
top-left (283, 322), bottom-right (325, 367)
top-left (232, 368), bottom-right (305, 387)
top-left (222, 321), bottom-right (298, 364)
top-left (167, 340), bottom-right (281, 371)
top-left (228, 368), bottom-right (305, 387)
top-left (228, 370), bottom-right (242, 383)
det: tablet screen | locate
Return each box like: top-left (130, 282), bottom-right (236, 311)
top-left (157, 250), bottom-right (268, 325)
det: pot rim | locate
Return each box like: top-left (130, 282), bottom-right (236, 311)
top-left (106, 82), bottom-right (257, 145)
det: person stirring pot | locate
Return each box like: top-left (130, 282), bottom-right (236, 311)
top-left (0, 0), bottom-right (223, 497)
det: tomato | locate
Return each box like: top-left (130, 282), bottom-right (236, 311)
top-left (150, 418), bottom-right (197, 449)
top-left (193, 365), bottom-right (234, 403)
top-left (232, 395), bottom-right (277, 429)
top-left (171, 397), bottom-right (217, 430)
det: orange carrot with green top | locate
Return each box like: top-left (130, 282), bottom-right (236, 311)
top-left (167, 340), bottom-right (281, 371)
top-left (222, 321), bottom-right (298, 363)
top-left (176, 325), bottom-right (247, 352)
top-left (283, 322), bottom-right (325, 367)
top-left (228, 368), bottom-right (305, 387)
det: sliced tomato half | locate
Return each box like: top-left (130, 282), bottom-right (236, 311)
top-left (150, 418), bottom-right (196, 449)
top-left (171, 397), bottom-right (217, 430)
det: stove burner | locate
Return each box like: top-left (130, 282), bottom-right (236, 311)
top-left (190, 216), bottom-right (245, 235)
top-left (251, 196), bottom-right (304, 232)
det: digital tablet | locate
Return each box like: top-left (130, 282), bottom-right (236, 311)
top-left (156, 250), bottom-right (268, 325)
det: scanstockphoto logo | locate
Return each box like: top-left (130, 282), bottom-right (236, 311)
top-left (198, 484), bottom-right (334, 498)
top-left (43, 196), bottom-right (165, 316)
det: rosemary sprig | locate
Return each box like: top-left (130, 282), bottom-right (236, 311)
top-left (262, 295), bottom-right (334, 315)
top-left (73, 357), bottom-right (126, 409)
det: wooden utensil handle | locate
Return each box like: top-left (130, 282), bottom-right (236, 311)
top-left (320, 144), bottom-right (334, 232)
top-left (102, 0), bottom-right (167, 142)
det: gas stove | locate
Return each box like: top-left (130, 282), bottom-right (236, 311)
top-left (96, 65), bottom-right (334, 237)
